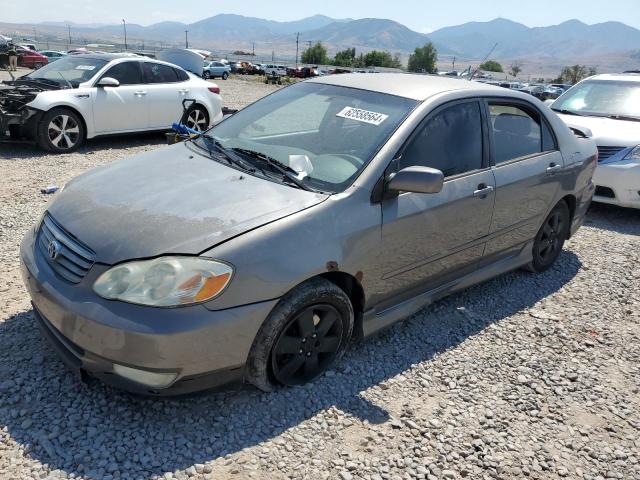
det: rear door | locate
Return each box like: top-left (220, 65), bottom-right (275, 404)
top-left (142, 62), bottom-right (189, 129)
top-left (484, 99), bottom-right (563, 256)
top-left (92, 61), bottom-right (148, 133)
top-left (378, 99), bottom-right (496, 307)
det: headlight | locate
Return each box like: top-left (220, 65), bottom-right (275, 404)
top-left (93, 257), bottom-right (233, 307)
top-left (624, 145), bottom-right (640, 161)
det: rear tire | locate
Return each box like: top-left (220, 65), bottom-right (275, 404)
top-left (245, 277), bottom-right (354, 392)
top-left (526, 200), bottom-right (570, 273)
top-left (37, 108), bottom-right (84, 153)
top-left (181, 104), bottom-right (209, 132)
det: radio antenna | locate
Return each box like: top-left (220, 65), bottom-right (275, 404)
top-left (469, 42), bottom-right (498, 81)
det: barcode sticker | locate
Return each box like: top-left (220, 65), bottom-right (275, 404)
top-left (336, 107), bottom-right (389, 126)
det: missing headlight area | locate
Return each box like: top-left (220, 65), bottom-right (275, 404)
top-left (0, 80), bottom-right (51, 139)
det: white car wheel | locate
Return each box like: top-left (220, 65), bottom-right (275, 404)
top-left (184, 106), bottom-right (209, 132)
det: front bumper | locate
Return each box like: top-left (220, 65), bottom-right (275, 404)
top-left (20, 226), bottom-right (278, 395)
top-left (592, 160), bottom-right (640, 209)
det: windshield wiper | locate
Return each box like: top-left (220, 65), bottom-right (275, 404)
top-left (198, 135), bottom-right (257, 172)
top-left (231, 148), bottom-right (314, 191)
top-left (58, 71), bottom-right (73, 89)
top-left (604, 114), bottom-right (640, 122)
top-left (551, 108), bottom-right (585, 116)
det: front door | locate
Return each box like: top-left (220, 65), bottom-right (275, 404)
top-left (92, 61), bottom-right (148, 133)
top-left (377, 99), bottom-right (496, 309)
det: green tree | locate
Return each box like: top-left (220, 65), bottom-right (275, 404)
top-left (559, 65), bottom-right (597, 84)
top-left (479, 60), bottom-right (503, 72)
top-left (509, 61), bottom-right (523, 78)
top-left (407, 42), bottom-right (438, 73)
top-left (361, 50), bottom-right (402, 68)
top-left (333, 48), bottom-right (356, 67)
top-left (301, 42), bottom-right (329, 65)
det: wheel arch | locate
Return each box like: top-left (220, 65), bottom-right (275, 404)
top-left (559, 194), bottom-right (577, 237)
top-left (39, 104), bottom-right (89, 140)
top-left (318, 271), bottom-right (366, 341)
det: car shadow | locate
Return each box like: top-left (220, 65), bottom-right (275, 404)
top-left (0, 251), bottom-right (581, 478)
top-left (584, 202), bottom-right (640, 236)
top-left (0, 132), bottom-right (167, 160)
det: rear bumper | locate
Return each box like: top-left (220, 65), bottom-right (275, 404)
top-left (20, 226), bottom-right (278, 396)
top-left (592, 160), bottom-right (640, 209)
top-left (570, 179), bottom-right (595, 237)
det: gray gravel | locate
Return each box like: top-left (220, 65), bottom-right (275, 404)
top-left (1, 75), bottom-right (639, 480)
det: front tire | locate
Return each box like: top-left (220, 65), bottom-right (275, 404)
top-left (37, 108), bottom-right (84, 153)
top-left (222, 72), bottom-right (229, 80)
top-left (526, 200), bottom-right (570, 273)
top-left (181, 104), bottom-right (209, 132)
top-left (246, 277), bottom-right (354, 391)
top-left (202, 71), bottom-right (211, 80)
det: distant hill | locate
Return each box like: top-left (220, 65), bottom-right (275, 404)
top-left (297, 18), bottom-right (447, 53)
top-left (429, 18), bottom-right (640, 58)
top-left (2, 14), bottom-right (639, 68)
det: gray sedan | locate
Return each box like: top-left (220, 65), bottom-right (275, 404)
top-left (20, 74), bottom-right (597, 395)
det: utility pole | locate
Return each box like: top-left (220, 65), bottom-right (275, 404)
top-left (33, 28), bottom-right (37, 43)
top-left (295, 32), bottom-right (299, 67)
top-left (252, 42), bottom-right (255, 56)
top-left (184, 30), bottom-right (189, 49)
top-left (122, 19), bottom-right (127, 51)
top-left (272, 50), bottom-right (274, 62)
top-left (67, 24), bottom-right (71, 50)
top-left (452, 56), bottom-right (456, 71)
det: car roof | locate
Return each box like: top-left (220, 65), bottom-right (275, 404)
top-left (588, 73), bottom-right (640, 82)
top-left (308, 73), bottom-right (509, 101)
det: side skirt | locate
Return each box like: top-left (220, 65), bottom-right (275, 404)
top-left (362, 241), bottom-right (534, 337)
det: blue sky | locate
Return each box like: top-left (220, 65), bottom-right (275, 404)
top-left (4, 0), bottom-right (640, 31)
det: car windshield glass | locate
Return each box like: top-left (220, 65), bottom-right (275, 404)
top-left (25, 56), bottom-right (108, 87)
top-left (201, 82), bottom-right (417, 193)
top-left (552, 80), bottom-right (640, 118)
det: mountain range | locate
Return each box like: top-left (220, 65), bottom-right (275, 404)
top-left (2, 14), bottom-right (640, 66)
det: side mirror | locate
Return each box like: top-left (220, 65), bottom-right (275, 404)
top-left (387, 166), bottom-right (444, 194)
top-left (96, 77), bottom-right (120, 88)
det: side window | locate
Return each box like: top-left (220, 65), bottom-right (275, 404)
top-left (542, 121), bottom-right (556, 152)
top-left (143, 62), bottom-right (179, 83)
top-left (100, 61), bottom-right (142, 85)
top-left (174, 68), bottom-right (189, 81)
top-left (401, 101), bottom-right (483, 178)
top-left (489, 104), bottom-right (545, 164)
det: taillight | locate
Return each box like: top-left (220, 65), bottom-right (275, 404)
top-left (208, 87), bottom-right (220, 95)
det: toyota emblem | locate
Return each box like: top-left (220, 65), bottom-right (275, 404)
top-left (47, 240), bottom-right (61, 261)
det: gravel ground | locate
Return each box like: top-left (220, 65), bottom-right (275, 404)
top-left (0, 74), bottom-right (639, 480)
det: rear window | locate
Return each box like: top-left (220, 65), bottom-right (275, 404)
top-left (143, 62), bottom-right (179, 83)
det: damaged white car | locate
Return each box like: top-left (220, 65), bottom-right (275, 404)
top-left (551, 73), bottom-right (640, 209)
top-left (0, 53), bottom-right (222, 152)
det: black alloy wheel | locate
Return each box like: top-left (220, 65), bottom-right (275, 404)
top-left (528, 200), bottom-right (570, 272)
top-left (271, 304), bottom-right (344, 386)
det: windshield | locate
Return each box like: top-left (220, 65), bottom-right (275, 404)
top-left (200, 82), bottom-right (417, 193)
top-left (552, 80), bottom-right (640, 118)
top-left (25, 56), bottom-right (108, 87)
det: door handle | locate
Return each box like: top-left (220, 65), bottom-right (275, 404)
top-left (178, 89), bottom-right (189, 94)
top-left (134, 90), bottom-right (147, 96)
top-left (473, 184), bottom-right (495, 198)
top-left (546, 163), bottom-right (562, 175)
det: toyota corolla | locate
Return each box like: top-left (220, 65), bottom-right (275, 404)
top-left (21, 74), bottom-right (597, 395)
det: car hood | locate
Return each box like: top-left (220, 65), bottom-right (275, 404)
top-left (47, 142), bottom-right (328, 264)
top-left (556, 114), bottom-right (640, 147)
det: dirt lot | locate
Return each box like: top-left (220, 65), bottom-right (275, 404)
top-left (0, 73), bottom-right (639, 480)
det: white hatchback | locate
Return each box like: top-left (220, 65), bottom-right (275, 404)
top-left (2, 53), bottom-right (223, 152)
top-left (551, 73), bottom-right (640, 208)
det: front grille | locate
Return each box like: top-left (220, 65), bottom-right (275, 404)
top-left (597, 146), bottom-right (625, 161)
top-left (595, 186), bottom-right (616, 198)
top-left (37, 214), bottom-right (95, 283)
